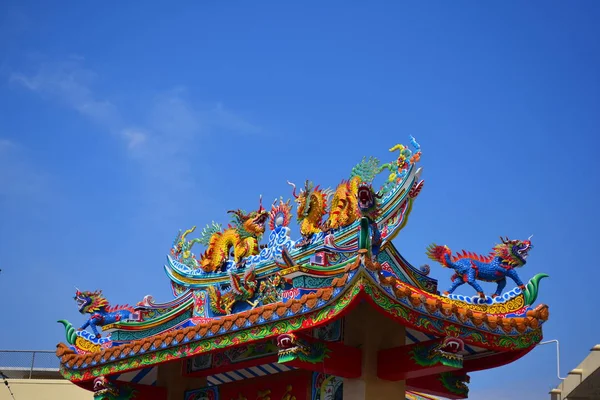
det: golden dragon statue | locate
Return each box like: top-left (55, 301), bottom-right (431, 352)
top-left (287, 180), bottom-right (333, 245)
top-left (287, 140), bottom-right (422, 246)
top-left (196, 197), bottom-right (269, 272)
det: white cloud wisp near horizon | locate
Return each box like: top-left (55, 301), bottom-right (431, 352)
top-left (9, 57), bottom-right (263, 218)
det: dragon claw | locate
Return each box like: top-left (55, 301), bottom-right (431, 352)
top-left (477, 292), bottom-right (485, 299)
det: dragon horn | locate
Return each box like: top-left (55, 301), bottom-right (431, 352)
top-left (528, 234), bottom-right (534, 241)
top-left (258, 195), bottom-right (264, 213)
top-left (227, 209), bottom-right (245, 218)
top-left (502, 236), bottom-right (516, 244)
top-left (500, 236), bottom-right (508, 244)
top-left (287, 181), bottom-right (298, 198)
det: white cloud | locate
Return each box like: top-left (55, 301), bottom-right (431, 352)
top-left (9, 58), bottom-right (126, 140)
top-left (0, 139), bottom-right (48, 199)
top-left (0, 138), bottom-right (14, 151)
top-left (10, 58), bottom-right (261, 155)
top-left (9, 57), bottom-right (262, 217)
top-left (209, 102), bottom-right (262, 135)
top-left (121, 128), bottom-right (147, 149)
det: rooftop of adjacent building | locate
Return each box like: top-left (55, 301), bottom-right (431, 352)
top-left (0, 350), bottom-right (61, 379)
top-left (0, 350), bottom-right (92, 400)
top-left (550, 344), bottom-right (600, 400)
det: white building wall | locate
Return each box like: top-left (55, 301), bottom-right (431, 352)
top-left (0, 379), bottom-right (92, 400)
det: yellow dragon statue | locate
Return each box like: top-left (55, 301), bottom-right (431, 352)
top-left (286, 176), bottom-right (365, 244)
top-left (287, 139), bottom-right (423, 243)
top-left (196, 197), bottom-right (269, 273)
top-left (287, 180), bottom-right (333, 246)
top-left (326, 176), bottom-right (362, 230)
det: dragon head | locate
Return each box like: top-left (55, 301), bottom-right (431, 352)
top-left (277, 333), bottom-right (308, 362)
top-left (93, 376), bottom-right (118, 397)
top-left (277, 333), bottom-right (298, 350)
top-left (459, 374), bottom-right (471, 391)
top-left (440, 372), bottom-right (471, 397)
top-left (74, 289), bottom-right (109, 314)
top-left (494, 236), bottom-right (533, 267)
top-left (228, 196), bottom-right (269, 238)
top-left (276, 333), bottom-right (329, 364)
top-left (289, 180), bottom-right (314, 219)
top-left (93, 376), bottom-right (136, 400)
top-left (435, 337), bottom-right (465, 362)
top-left (357, 182), bottom-right (379, 217)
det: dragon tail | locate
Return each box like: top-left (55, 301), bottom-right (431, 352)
top-left (523, 273), bottom-right (549, 306)
top-left (426, 244), bottom-right (452, 267)
top-left (57, 320), bottom-right (78, 345)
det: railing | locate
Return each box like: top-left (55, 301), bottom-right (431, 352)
top-left (0, 350), bottom-right (59, 379)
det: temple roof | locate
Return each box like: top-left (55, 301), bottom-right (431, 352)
top-left (57, 251), bottom-right (548, 382)
top-left (56, 138), bottom-right (550, 392)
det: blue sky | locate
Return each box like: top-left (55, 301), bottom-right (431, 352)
top-left (1, 1), bottom-right (599, 399)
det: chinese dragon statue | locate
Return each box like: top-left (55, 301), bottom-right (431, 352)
top-left (287, 180), bottom-right (333, 245)
top-left (196, 197), bottom-right (269, 272)
top-left (74, 289), bottom-right (135, 338)
top-left (285, 139), bottom-right (423, 253)
top-left (440, 372), bottom-right (470, 398)
top-left (93, 376), bottom-right (136, 400)
top-left (409, 337), bottom-right (465, 369)
top-left (277, 333), bottom-right (330, 364)
top-left (326, 176), bottom-right (362, 230)
top-left (427, 236), bottom-right (533, 298)
top-left (287, 139), bottom-right (422, 247)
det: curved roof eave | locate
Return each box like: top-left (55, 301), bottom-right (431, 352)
top-left (57, 260), bottom-right (548, 383)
